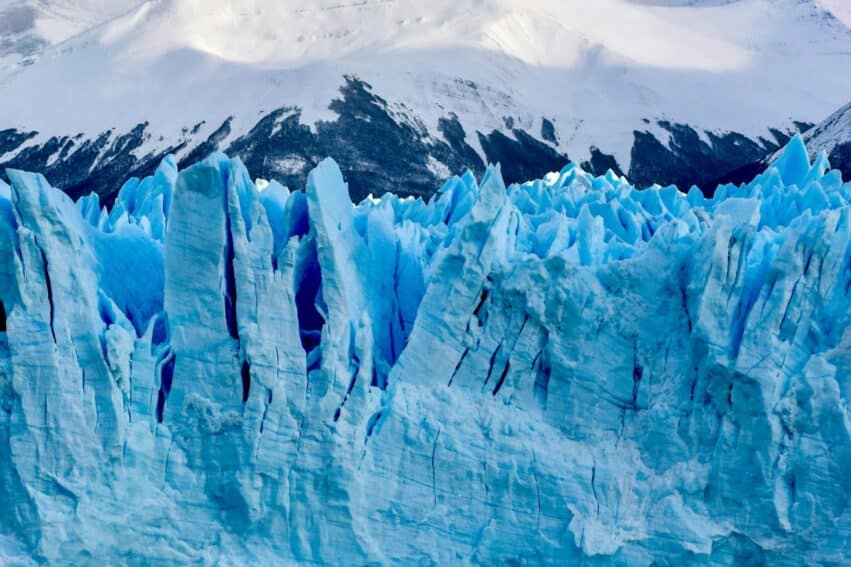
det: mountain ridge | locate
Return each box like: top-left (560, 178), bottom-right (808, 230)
top-left (1, 0), bottom-right (850, 199)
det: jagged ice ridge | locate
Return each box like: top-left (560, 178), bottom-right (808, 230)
top-left (0, 135), bottom-right (849, 564)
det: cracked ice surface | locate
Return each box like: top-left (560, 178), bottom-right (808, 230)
top-left (0, 136), bottom-right (849, 564)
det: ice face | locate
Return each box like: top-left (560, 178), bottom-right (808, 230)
top-left (0, 135), bottom-right (849, 564)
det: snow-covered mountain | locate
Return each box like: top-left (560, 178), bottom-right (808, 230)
top-left (1, 0), bottom-right (851, 201)
top-left (732, 97), bottom-right (851, 184)
top-left (0, 0), bottom-right (140, 68)
top-left (1, 136), bottom-right (850, 564)
top-left (801, 100), bottom-right (851, 175)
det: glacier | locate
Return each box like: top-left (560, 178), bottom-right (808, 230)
top-left (0, 135), bottom-right (849, 564)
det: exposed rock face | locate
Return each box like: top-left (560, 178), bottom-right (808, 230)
top-left (0, 78), bottom-right (805, 205)
top-left (804, 101), bottom-right (851, 182)
top-left (0, 137), bottom-right (849, 564)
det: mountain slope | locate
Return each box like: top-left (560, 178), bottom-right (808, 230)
top-left (0, 0), bottom-right (141, 69)
top-left (802, 100), bottom-right (851, 178)
top-left (816, 0), bottom-right (851, 26)
top-left (735, 97), bottom-right (851, 185)
top-left (1, 0), bottom-right (850, 201)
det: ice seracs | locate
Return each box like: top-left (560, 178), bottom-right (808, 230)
top-left (0, 135), bottom-right (849, 564)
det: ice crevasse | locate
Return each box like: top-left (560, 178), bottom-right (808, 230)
top-left (0, 135), bottom-right (849, 564)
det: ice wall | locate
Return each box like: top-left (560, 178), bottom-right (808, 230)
top-left (0, 136), bottom-right (849, 564)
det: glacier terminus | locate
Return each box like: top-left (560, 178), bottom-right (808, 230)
top-left (0, 136), bottom-right (849, 564)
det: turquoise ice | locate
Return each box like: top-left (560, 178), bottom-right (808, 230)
top-left (0, 136), bottom-right (849, 564)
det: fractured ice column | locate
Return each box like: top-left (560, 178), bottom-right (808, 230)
top-left (0, 135), bottom-right (850, 564)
